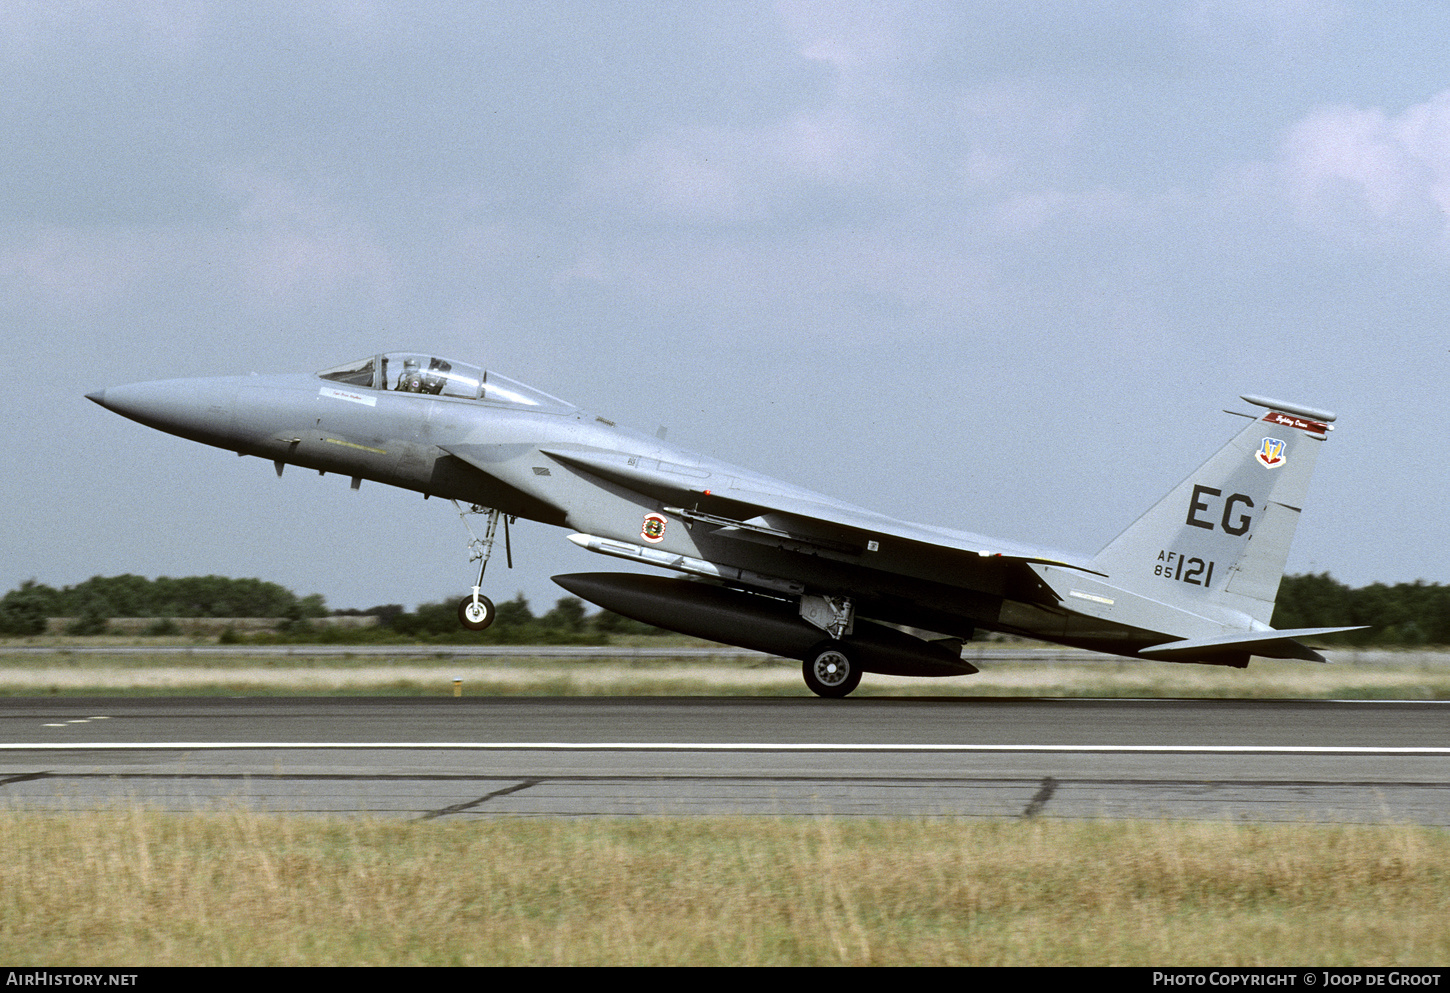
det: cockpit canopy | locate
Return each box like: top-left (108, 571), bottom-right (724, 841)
top-left (317, 353), bottom-right (572, 410)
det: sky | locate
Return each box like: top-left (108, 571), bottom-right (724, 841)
top-left (3, 1), bottom-right (1448, 614)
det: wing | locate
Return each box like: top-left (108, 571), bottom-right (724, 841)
top-left (538, 445), bottom-right (1098, 575)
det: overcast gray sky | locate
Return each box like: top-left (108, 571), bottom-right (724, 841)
top-left (4, 1), bottom-right (1446, 613)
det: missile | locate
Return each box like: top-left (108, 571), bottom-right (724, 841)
top-left (566, 532), bottom-right (804, 595)
top-left (552, 571), bottom-right (977, 678)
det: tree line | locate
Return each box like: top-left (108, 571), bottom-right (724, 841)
top-left (0, 575), bottom-right (326, 635)
top-left (1269, 573), bottom-right (1448, 646)
top-left (2, 572), bottom-right (1446, 646)
top-left (0, 574), bottom-right (651, 643)
top-left (328, 593), bottom-right (656, 645)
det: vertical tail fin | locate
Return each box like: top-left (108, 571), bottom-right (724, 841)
top-left (1089, 396), bottom-right (1335, 627)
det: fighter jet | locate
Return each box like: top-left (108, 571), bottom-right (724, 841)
top-left (87, 351), bottom-right (1362, 696)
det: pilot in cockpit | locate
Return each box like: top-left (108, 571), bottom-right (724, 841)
top-left (396, 358), bottom-right (426, 392)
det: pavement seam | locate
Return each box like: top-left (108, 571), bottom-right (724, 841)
top-left (0, 772), bottom-right (50, 788)
top-left (1021, 775), bottom-right (1058, 819)
top-left (418, 778), bottom-right (542, 821)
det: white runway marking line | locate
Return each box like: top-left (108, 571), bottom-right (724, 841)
top-left (2, 742), bottom-right (1449, 755)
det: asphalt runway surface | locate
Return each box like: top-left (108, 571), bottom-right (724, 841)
top-left (1, 697), bottom-right (1446, 823)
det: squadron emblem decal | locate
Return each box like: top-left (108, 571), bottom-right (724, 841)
top-left (1256, 437), bottom-right (1286, 468)
top-left (641, 513), bottom-right (668, 543)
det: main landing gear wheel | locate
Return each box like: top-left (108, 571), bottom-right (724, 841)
top-left (458, 595), bottom-right (496, 631)
top-left (803, 640), bottom-right (862, 698)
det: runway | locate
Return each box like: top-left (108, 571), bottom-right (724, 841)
top-left (1, 697), bottom-right (1446, 822)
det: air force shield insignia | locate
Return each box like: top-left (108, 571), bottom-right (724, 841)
top-left (1256, 437), bottom-right (1286, 468)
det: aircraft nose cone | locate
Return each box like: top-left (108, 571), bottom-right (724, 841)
top-left (86, 378), bottom-right (240, 447)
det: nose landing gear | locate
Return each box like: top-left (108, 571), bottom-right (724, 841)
top-left (453, 501), bottom-right (512, 631)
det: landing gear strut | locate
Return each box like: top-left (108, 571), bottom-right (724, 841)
top-left (802, 640), bottom-right (862, 698)
top-left (453, 501), bottom-right (512, 631)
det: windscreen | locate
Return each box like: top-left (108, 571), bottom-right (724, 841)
top-left (317, 356), bottom-right (376, 388)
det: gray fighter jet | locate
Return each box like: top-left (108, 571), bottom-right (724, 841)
top-left (88, 351), bottom-right (1362, 696)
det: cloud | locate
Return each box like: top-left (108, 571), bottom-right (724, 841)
top-left (574, 3), bottom-right (964, 227)
top-left (0, 1), bottom-right (211, 64)
top-left (580, 106), bottom-right (893, 228)
top-left (0, 224), bottom-right (166, 317)
top-left (1278, 91), bottom-right (1450, 255)
top-left (1183, 0), bottom-right (1347, 50)
top-left (0, 165), bottom-right (398, 321)
top-left (207, 166), bottom-right (402, 310)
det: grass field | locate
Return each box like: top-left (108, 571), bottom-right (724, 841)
top-left (2, 811), bottom-right (1447, 966)
top-left (0, 645), bottom-right (1447, 697)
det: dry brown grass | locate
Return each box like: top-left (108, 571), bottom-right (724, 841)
top-left (1, 811), bottom-right (1446, 966)
top-left (1, 648), bottom-right (1448, 698)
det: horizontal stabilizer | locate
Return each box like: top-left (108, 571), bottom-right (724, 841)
top-left (1139, 626), bottom-right (1367, 664)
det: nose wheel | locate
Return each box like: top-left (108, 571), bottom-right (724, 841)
top-left (453, 501), bottom-right (512, 631)
top-left (458, 593), bottom-right (496, 631)
top-left (803, 640), bottom-right (862, 698)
